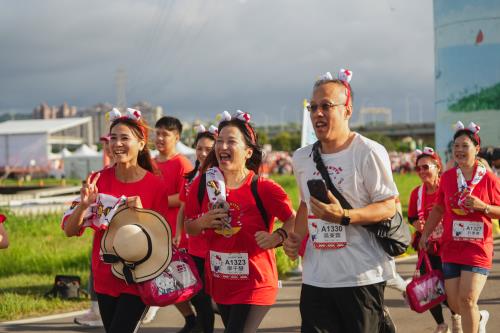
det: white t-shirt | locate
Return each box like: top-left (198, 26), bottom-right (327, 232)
top-left (292, 133), bottom-right (398, 288)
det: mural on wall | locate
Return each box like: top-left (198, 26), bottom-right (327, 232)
top-left (434, 0), bottom-right (500, 161)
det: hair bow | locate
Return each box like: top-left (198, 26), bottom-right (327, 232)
top-left (217, 110), bottom-right (255, 143)
top-left (317, 69), bottom-right (353, 83)
top-left (195, 124), bottom-right (218, 135)
top-left (108, 108), bottom-right (142, 122)
top-left (454, 121), bottom-right (480, 134)
top-left (415, 147), bottom-right (435, 156)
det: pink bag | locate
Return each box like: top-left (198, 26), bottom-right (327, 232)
top-left (137, 248), bottom-right (202, 306)
top-left (405, 251), bottom-right (447, 313)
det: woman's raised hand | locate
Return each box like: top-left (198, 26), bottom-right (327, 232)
top-left (80, 173), bottom-right (100, 209)
top-left (200, 208), bottom-right (228, 230)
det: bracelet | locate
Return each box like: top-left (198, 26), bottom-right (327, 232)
top-left (273, 228), bottom-right (288, 245)
top-left (484, 204), bottom-right (491, 215)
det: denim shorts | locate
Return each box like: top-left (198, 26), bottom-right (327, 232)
top-left (442, 262), bottom-right (490, 279)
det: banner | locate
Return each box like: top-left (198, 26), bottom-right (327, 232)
top-left (300, 99), bottom-right (317, 148)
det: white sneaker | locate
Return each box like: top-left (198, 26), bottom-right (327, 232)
top-left (451, 314), bottom-right (462, 333)
top-left (478, 310), bottom-right (489, 333)
top-left (433, 323), bottom-right (450, 333)
top-left (74, 309), bottom-right (103, 327)
top-left (142, 306), bottom-right (159, 324)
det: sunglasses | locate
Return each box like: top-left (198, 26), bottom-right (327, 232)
top-left (307, 102), bottom-right (344, 113)
top-left (415, 164), bottom-right (436, 172)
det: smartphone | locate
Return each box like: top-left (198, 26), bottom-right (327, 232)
top-left (307, 179), bottom-right (330, 203)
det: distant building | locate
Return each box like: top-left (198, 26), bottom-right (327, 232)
top-left (33, 102), bottom-right (77, 119)
top-left (80, 101), bottom-right (163, 144)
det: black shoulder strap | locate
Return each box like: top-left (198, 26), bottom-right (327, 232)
top-left (312, 141), bottom-right (352, 210)
top-left (197, 172), bottom-right (207, 207)
top-left (251, 174), bottom-right (269, 230)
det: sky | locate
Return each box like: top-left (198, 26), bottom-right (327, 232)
top-left (0, 0), bottom-right (435, 125)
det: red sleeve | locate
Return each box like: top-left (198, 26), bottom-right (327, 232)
top-left (487, 172), bottom-right (500, 206)
top-left (177, 157), bottom-right (193, 193)
top-left (407, 186), bottom-right (419, 219)
top-left (184, 175), bottom-right (204, 220)
top-left (258, 178), bottom-right (294, 222)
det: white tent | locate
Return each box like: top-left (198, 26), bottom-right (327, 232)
top-left (63, 144), bottom-right (103, 180)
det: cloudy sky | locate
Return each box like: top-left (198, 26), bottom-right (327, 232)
top-left (0, 0), bottom-right (435, 125)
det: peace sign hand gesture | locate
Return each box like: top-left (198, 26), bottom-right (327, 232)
top-left (80, 173), bottom-right (100, 209)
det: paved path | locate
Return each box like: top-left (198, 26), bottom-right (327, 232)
top-left (2, 243), bottom-right (499, 333)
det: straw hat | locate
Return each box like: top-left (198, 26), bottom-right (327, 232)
top-left (101, 206), bottom-right (172, 283)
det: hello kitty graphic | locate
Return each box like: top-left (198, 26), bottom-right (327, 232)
top-left (155, 270), bottom-right (182, 295)
top-left (212, 255), bottom-right (222, 272)
top-left (310, 222), bottom-right (318, 241)
top-left (455, 222), bottom-right (465, 237)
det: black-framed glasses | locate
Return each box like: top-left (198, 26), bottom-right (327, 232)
top-left (415, 164), bottom-right (436, 172)
top-left (307, 102), bottom-right (344, 113)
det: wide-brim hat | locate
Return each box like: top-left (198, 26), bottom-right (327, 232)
top-left (101, 206), bottom-right (172, 283)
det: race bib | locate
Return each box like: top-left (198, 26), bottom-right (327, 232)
top-left (308, 218), bottom-right (347, 249)
top-left (452, 220), bottom-right (484, 241)
top-left (210, 251), bottom-right (249, 280)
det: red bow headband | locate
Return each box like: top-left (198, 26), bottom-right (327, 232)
top-left (220, 110), bottom-right (256, 144)
top-left (455, 121), bottom-right (481, 145)
top-left (317, 68), bottom-right (353, 106)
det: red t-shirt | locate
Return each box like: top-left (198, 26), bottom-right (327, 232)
top-left (156, 154), bottom-right (193, 249)
top-left (67, 167), bottom-right (169, 297)
top-left (408, 185), bottom-right (438, 221)
top-left (436, 167), bottom-right (500, 269)
top-left (185, 171), bottom-right (294, 306)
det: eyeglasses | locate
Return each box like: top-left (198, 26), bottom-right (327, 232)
top-left (307, 102), bottom-right (344, 113)
top-left (415, 164), bottom-right (436, 172)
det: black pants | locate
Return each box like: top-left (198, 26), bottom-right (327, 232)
top-left (190, 255), bottom-right (215, 333)
top-left (300, 282), bottom-right (387, 333)
top-left (96, 293), bottom-right (147, 333)
top-left (217, 303), bottom-right (270, 333)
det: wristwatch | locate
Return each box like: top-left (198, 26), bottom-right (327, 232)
top-left (341, 209), bottom-right (351, 226)
top-left (484, 204), bottom-right (491, 215)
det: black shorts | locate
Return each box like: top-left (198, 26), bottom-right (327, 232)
top-left (300, 282), bottom-right (386, 333)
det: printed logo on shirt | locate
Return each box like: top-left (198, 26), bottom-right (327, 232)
top-left (214, 202), bottom-right (242, 237)
top-left (449, 191), bottom-right (468, 216)
top-left (312, 165), bottom-right (345, 189)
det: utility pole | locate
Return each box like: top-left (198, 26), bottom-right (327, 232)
top-left (116, 68), bottom-right (127, 110)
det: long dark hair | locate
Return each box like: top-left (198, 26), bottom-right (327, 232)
top-left (109, 117), bottom-right (157, 174)
top-left (200, 118), bottom-right (262, 174)
top-left (184, 131), bottom-right (216, 182)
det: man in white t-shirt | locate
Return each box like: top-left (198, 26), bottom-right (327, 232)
top-left (284, 70), bottom-right (398, 333)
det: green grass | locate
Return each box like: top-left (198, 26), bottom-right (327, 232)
top-left (0, 173), bottom-right (421, 321)
top-left (0, 212), bottom-right (92, 321)
top-left (0, 178), bottom-right (81, 187)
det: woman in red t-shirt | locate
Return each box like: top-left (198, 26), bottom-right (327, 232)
top-left (178, 124), bottom-right (217, 333)
top-left (408, 147), bottom-right (459, 332)
top-left (63, 109), bottom-right (168, 333)
top-left (420, 122), bottom-right (500, 333)
top-left (185, 111), bottom-right (295, 332)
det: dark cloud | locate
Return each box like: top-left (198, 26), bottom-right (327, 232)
top-left (0, 0), bottom-right (434, 124)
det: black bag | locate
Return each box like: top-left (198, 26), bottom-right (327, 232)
top-left (44, 275), bottom-right (88, 299)
top-left (311, 141), bottom-right (411, 256)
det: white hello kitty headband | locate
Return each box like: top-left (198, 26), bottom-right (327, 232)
top-left (455, 121), bottom-right (481, 145)
top-left (107, 108), bottom-right (146, 137)
top-left (218, 110), bottom-right (256, 143)
top-left (317, 68), bottom-right (353, 106)
top-left (415, 147), bottom-right (435, 156)
top-left (195, 124), bottom-right (218, 136)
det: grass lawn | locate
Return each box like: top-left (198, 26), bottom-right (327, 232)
top-left (0, 212), bottom-right (92, 321)
top-left (0, 173), bottom-right (421, 321)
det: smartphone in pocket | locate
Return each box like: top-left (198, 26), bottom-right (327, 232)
top-left (307, 179), bottom-right (330, 204)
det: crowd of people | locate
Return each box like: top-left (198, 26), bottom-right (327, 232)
top-left (0, 68), bottom-right (495, 333)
